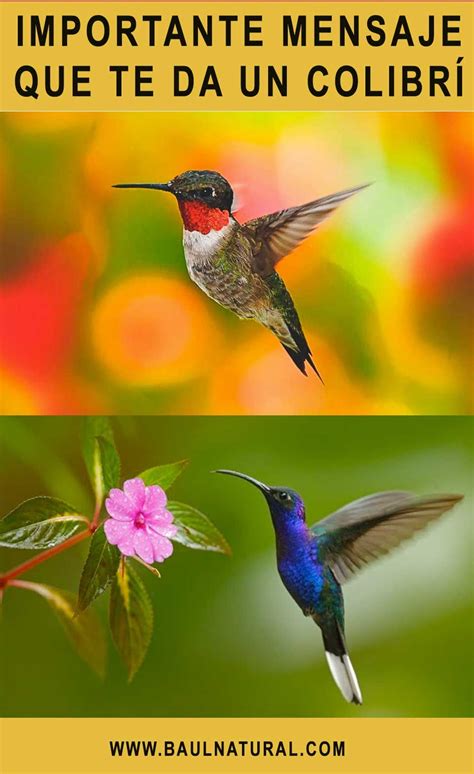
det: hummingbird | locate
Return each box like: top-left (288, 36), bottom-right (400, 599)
top-left (215, 469), bottom-right (463, 704)
top-left (113, 171), bottom-right (369, 378)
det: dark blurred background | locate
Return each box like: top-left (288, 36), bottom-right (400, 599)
top-left (0, 112), bottom-right (473, 415)
top-left (1, 416), bottom-right (472, 717)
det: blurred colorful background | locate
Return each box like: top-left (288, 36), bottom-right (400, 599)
top-left (1, 416), bottom-right (472, 717)
top-left (0, 112), bottom-right (472, 415)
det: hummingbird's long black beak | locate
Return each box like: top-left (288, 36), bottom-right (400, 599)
top-left (214, 469), bottom-right (271, 494)
top-left (112, 182), bottom-right (172, 192)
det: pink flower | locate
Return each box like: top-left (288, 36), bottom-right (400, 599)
top-left (104, 478), bottom-right (177, 564)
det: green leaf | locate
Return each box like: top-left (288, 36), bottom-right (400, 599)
top-left (23, 582), bottom-right (106, 677)
top-left (0, 497), bottom-right (88, 549)
top-left (77, 526), bottom-right (120, 613)
top-left (82, 417), bottom-right (120, 507)
top-left (168, 501), bottom-right (231, 555)
top-left (97, 436), bottom-right (121, 493)
top-left (138, 460), bottom-right (188, 490)
top-left (109, 562), bottom-right (153, 681)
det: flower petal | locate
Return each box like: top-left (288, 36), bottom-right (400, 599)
top-left (116, 536), bottom-right (136, 557)
top-left (146, 509), bottom-right (174, 527)
top-left (133, 529), bottom-right (154, 564)
top-left (148, 521), bottom-right (178, 539)
top-left (148, 533), bottom-right (174, 563)
top-left (160, 524), bottom-right (178, 538)
top-left (123, 478), bottom-right (146, 509)
top-left (104, 518), bottom-right (134, 545)
top-left (143, 485), bottom-right (167, 516)
top-left (105, 489), bottom-right (136, 521)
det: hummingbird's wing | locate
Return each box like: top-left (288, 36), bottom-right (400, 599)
top-left (311, 491), bottom-right (463, 584)
top-left (243, 184), bottom-right (369, 277)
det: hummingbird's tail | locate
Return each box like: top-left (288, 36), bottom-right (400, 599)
top-left (321, 619), bottom-right (362, 705)
top-left (263, 273), bottom-right (323, 380)
top-left (280, 319), bottom-right (323, 382)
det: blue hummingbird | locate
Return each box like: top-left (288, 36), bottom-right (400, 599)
top-left (215, 470), bottom-right (463, 704)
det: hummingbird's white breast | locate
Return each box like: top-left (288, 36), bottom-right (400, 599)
top-left (182, 224), bottom-right (233, 267)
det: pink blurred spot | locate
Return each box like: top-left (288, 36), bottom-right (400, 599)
top-left (0, 234), bottom-right (91, 377)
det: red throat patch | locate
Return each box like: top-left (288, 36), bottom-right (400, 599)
top-left (178, 200), bottom-right (230, 234)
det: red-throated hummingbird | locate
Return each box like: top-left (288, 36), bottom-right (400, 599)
top-left (215, 469), bottom-right (463, 704)
top-left (114, 171), bottom-right (369, 379)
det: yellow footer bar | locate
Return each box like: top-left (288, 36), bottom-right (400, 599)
top-left (1, 717), bottom-right (473, 773)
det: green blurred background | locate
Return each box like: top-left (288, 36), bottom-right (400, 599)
top-left (0, 112), bottom-right (473, 415)
top-left (1, 416), bottom-right (472, 717)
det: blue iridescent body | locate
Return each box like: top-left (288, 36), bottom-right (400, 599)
top-left (273, 505), bottom-right (343, 629)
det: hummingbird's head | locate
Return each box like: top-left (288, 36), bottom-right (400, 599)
top-left (214, 470), bottom-right (306, 525)
top-left (114, 170), bottom-right (234, 233)
top-left (167, 170), bottom-right (234, 211)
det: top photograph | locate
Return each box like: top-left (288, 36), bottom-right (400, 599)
top-left (0, 111), bottom-right (472, 416)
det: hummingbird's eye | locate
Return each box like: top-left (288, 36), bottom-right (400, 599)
top-left (278, 491), bottom-right (290, 502)
top-left (201, 187), bottom-right (215, 198)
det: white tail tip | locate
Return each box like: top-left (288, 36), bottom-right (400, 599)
top-left (325, 651), bottom-right (363, 705)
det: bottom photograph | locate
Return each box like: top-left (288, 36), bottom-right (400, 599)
top-left (0, 416), bottom-right (472, 719)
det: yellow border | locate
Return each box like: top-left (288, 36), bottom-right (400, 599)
top-left (2, 717), bottom-right (473, 773)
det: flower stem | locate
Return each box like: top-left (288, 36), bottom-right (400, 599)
top-left (132, 555), bottom-right (161, 578)
top-left (0, 529), bottom-right (91, 588)
top-left (90, 499), bottom-right (102, 531)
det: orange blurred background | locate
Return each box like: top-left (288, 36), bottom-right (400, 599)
top-left (0, 112), bottom-right (472, 415)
